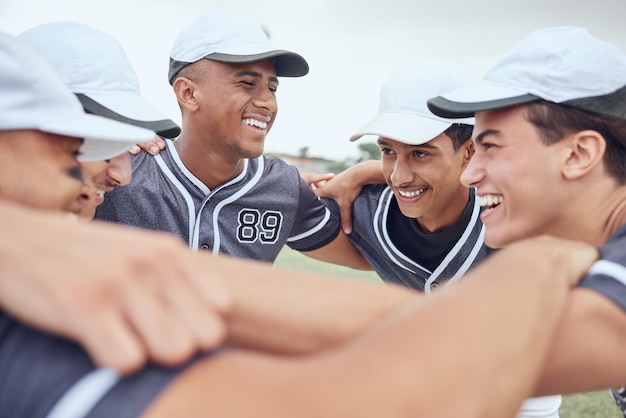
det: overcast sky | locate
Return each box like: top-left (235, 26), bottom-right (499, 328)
top-left (2, 0), bottom-right (626, 160)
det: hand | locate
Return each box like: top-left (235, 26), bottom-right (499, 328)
top-left (129, 135), bottom-right (167, 156)
top-left (313, 172), bottom-right (362, 235)
top-left (504, 235), bottom-right (599, 287)
top-left (0, 202), bottom-right (230, 375)
top-left (300, 172), bottom-right (335, 191)
top-left (313, 160), bottom-right (385, 234)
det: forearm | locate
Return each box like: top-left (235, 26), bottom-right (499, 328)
top-left (202, 255), bottom-right (415, 354)
top-left (535, 288), bottom-right (626, 395)
top-left (300, 231), bottom-right (374, 270)
top-left (309, 237), bottom-right (595, 417)
top-left (143, 237), bottom-right (596, 418)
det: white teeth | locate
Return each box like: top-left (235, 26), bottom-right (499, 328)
top-left (96, 189), bottom-right (105, 198)
top-left (479, 195), bottom-right (503, 208)
top-left (397, 189), bottom-right (424, 198)
top-left (243, 118), bottom-right (268, 129)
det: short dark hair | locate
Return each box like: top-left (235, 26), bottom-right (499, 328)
top-left (525, 101), bottom-right (626, 184)
top-left (444, 123), bottom-right (473, 151)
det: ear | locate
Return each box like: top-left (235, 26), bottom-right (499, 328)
top-left (172, 77), bottom-right (199, 113)
top-left (462, 141), bottom-right (475, 167)
top-left (562, 130), bottom-right (606, 180)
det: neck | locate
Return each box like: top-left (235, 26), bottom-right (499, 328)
top-left (601, 192), bottom-right (626, 242)
top-left (560, 182), bottom-right (626, 247)
top-left (415, 187), bottom-right (471, 233)
top-left (174, 134), bottom-right (245, 190)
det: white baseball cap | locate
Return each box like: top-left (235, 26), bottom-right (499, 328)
top-left (168, 10), bottom-right (309, 85)
top-left (350, 59), bottom-right (476, 145)
top-left (428, 26), bottom-right (626, 120)
top-left (19, 21), bottom-right (181, 138)
top-left (0, 31), bottom-right (154, 161)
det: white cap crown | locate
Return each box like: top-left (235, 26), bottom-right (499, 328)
top-left (0, 31), bottom-right (154, 161)
top-left (350, 59), bottom-right (476, 145)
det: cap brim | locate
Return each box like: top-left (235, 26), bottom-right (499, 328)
top-left (208, 50), bottom-right (309, 77)
top-left (169, 50), bottom-right (309, 84)
top-left (350, 112), bottom-right (471, 145)
top-left (77, 94), bottom-right (181, 139)
top-left (40, 113), bottom-right (154, 161)
top-left (427, 81), bottom-right (540, 118)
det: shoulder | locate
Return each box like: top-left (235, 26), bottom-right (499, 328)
top-left (129, 150), bottom-right (159, 170)
top-left (261, 155), bottom-right (298, 173)
top-left (254, 156), bottom-right (304, 186)
top-left (358, 184), bottom-right (392, 203)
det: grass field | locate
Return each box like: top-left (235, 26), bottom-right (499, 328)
top-left (274, 247), bottom-right (623, 418)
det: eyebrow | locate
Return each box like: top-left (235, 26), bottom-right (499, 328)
top-left (473, 129), bottom-right (500, 145)
top-left (377, 138), bottom-right (438, 150)
top-left (234, 70), bottom-right (279, 85)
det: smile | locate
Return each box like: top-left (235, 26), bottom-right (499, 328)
top-left (479, 194), bottom-right (503, 209)
top-left (243, 118), bottom-right (268, 130)
top-left (396, 188), bottom-right (425, 199)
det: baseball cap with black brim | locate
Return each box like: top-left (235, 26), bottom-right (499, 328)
top-left (427, 26), bottom-right (626, 120)
top-left (19, 22), bottom-right (181, 139)
top-left (76, 94), bottom-right (182, 139)
top-left (168, 11), bottom-right (309, 85)
top-left (350, 59), bottom-right (476, 145)
top-left (0, 31), bottom-right (154, 162)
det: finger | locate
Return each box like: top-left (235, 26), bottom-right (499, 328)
top-left (339, 203), bottom-right (353, 234)
top-left (318, 172), bottom-right (335, 182)
top-left (122, 282), bottom-right (198, 366)
top-left (160, 277), bottom-right (227, 350)
top-left (128, 145), bottom-right (141, 155)
top-left (566, 245), bottom-right (599, 286)
top-left (72, 308), bottom-right (147, 375)
top-left (190, 272), bottom-right (231, 314)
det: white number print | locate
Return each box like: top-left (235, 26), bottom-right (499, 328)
top-left (237, 209), bottom-right (283, 244)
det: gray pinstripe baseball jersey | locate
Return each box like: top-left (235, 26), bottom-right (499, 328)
top-left (0, 312), bottom-right (206, 418)
top-left (580, 224), bottom-right (626, 311)
top-left (322, 185), bottom-right (495, 292)
top-left (95, 140), bottom-right (340, 262)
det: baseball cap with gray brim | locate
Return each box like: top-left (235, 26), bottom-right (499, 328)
top-left (19, 21), bottom-right (181, 139)
top-left (427, 26), bottom-right (626, 120)
top-left (168, 11), bottom-right (309, 85)
top-left (350, 59), bottom-right (475, 145)
top-left (0, 31), bottom-right (154, 162)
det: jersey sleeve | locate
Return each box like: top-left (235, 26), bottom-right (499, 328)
top-left (578, 229), bottom-right (626, 312)
top-left (285, 172), bottom-right (341, 252)
top-left (0, 313), bottom-right (201, 418)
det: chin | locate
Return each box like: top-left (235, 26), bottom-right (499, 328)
top-left (485, 229), bottom-right (529, 249)
top-left (484, 232), bottom-right (509, 249)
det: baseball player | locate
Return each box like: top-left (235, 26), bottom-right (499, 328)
top-left (94, 11), bottom-right (368, 268)
top-left (318, 60), bottom-right (494, 291)
top-left (427, 26), bottom-right (626, 413)
top-left (18, 21), bottom-right (182, 220)
top-left (315, 59), bottom-right (561, 417)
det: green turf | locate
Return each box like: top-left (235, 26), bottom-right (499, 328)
top-left (274, 247), bottom-right (623, 417)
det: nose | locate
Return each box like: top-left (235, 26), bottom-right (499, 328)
top-left (389, 157), bottom-right (413, 187)
top-left (252, 87), bottom-right (277, 115)
top-left (107, 153), bottom-right (132, 186)
top-left (460, 153), bottom-right (484, 188)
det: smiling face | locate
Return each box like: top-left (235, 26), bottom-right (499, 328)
top-left (460, 105), bottom-right (574, 248)
top-left (0, 130), bottom-right (83, 212)
top-left (73, 151), bottom-right (131, 219)
top-left (185, 58), bottom-right (278, 161)
top-left (379, 133), bottom-right (472, 233)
